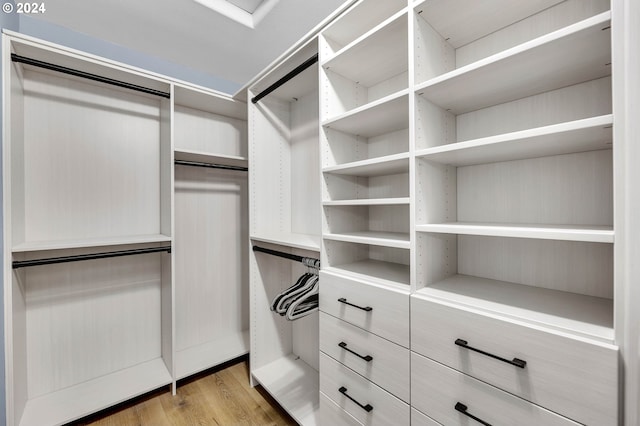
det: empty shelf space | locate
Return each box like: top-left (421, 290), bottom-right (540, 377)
top-left (322, 0), bottom-right (406, 52)
top-left (323, 12), bottom-right (408, 86)
top-left (323, 153), bottom-right (409, 177)
top-left (323, 90), bottom-right (409, 137)
top-left (415, 12), bottom-right (611, 114)
top-left (323, 198), bottom-right (409, 206)
top-left (19, 358), bottom-right (172, 426)
top-left (417, 222), bottom-right (614, 243)
top-left (416, 274), bottom-right (614, 343)
top-left (324, 259), bottom-right (410, 288)
top-left (12, 234), bottom-right (172, 253)
top-left (250, 233), bottom-right (321, 252)
top-left (252, 355), bottom-right (320, 426)
top-left (174, 149), bottom-right (248, 168)
top-left (415, 115), bottom-right (613, 166)
top-left (175, 331), bottom-right (249, 380)
top-left (324, 231), bottom-right (410, 249)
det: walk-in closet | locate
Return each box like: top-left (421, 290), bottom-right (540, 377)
top-left (2, 0), bottom-right (640, 425)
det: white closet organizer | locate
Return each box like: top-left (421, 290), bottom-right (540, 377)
top-left (248, 39), bottom-right (322, 425)
top-left (173, 85), bottom-right (249, 380)
top-left (3, 38), bottom-right (173, 426)
top-left (411, 0), bottom-right (617, 425)
top-left (3, 34), bottom-right (249, 426)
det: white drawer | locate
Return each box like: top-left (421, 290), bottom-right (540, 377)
top-left (411, 408), bottom-right (442, 426)
top-left (319, 270), bottom-right (409, 347)
top-left (412, 352), bottom-right (580, 426)
top-left (320, 352), bottom-right (409, 426)
top-left (320, 392), bottom-right (363, 426)
top-left (320, 312), bottom-right (409, 402)
top-left (411, 295), bottom-right (618, 426)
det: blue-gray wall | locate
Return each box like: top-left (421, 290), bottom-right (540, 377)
top-left (0, 11), bottom-right (242, 426)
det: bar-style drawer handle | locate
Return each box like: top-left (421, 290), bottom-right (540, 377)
top-left (339, 386), bottom-right (373, 412)
top-left (339, 341), bottom-right (373, 362)
top-left (338, 297), bottom-right (372, 312)
top-left (455, 339), bottom-right (526, 369)
top-left (455, 402), bottom-right (492, 426)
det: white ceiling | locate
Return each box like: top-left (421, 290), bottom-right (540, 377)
top-left (27, 0), bottom-right (348, 92)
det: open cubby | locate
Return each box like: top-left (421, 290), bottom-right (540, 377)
top-left (323, 170), bottom-right (409, 202)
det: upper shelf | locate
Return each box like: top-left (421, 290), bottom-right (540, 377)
top-left (415, 12), bottom-right (612, 114)
top-left (174, 149), bottom-right (248, 169)
top-left (322, 12), bottom-right (408, 87)
top-left (323, 90), bottom-right (409, 137)
top-left (415, 115), bottom-right (613, 166)
top-left (12, 234), bottom-right (171, 253)
top-left (413, 0), bottom-right (565, 48)
top-left (323, 153), bottom-right (409, 177)
top-left (250, 233), bottom-right (321, 252)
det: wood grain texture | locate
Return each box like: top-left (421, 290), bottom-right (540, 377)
top-left (73, 358), bottom-right (296, 426)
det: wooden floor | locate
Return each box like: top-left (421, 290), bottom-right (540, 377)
top-left (71, 357), bottom-right (297, 426)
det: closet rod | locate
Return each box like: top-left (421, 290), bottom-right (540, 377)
top-left (174, 159), bottom-right (248, 172)
top-left (253, 245), bottom-right (320, 265)
top-left (251, 53), bottom-right (318, 104)
top-left (12, 246), bottom-right (172, 269)
top-left (11, 54), bottom-right (171, 99)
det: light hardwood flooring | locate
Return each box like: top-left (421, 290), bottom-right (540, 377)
top-left (71, 357), bottom-right (297, 426)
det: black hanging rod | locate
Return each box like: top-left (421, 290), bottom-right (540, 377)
top-left (13, 246), bottom-right (172, 269)
top-left (175, 159), bottom-right (248, 172)
top-left (251, 54), bottom-right (318, 104)
top-left (253, 245), bottom-right (319, 266)
top-left (11, 54), bottom-right (171, 99)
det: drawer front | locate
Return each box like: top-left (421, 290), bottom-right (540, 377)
top-left (412, 352), bottom-right (580, 426)
top-left (319, 270), bottom-right (409, 347)
top-left (320, 352), bottom-right (409, 426)
top-left (411, 408), bottom-right (442, 426)
top-left (320, 312), bottom-right (409, 402)
top-left (320, 392), bottom-right (363, 426)
top-left (411, 295), bottom-right (618, 426)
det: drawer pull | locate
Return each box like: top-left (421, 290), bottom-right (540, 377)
top-left (455, 339), bottom-right (526, 368)
top-left (338, 341), bottom-right (373, 362)
top-left (338, 298), bottom-right (372, 312)
top-left (339, 386), bottom-right (373, 412)
top-left (455, 402), bottom-right (492, 426)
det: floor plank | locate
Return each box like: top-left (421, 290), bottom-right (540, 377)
top-left (71, 357), bottom-right (297, 426)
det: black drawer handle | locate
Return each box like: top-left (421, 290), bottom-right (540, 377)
top-left (339, 341), bottom-right (373, 362)
top-left (455, 402), bottom-right (492, 426)
top-left (339, 386), bottom-right (373, 412)
top-left (338, 297), bottom-right (372, 312)
top-left (455, 339), bottom-right (526, 369)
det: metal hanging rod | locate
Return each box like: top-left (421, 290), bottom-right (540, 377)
top-left (174, 159), bottom-right (248, 172)
top-left (12, 246), bottom-right (172, 269)
top-left (251, 53), bottom-right (318, 104)
top-left (11, 54), bottom-right (171, 99)
top-left (253, 245), bottom-right (320, 267)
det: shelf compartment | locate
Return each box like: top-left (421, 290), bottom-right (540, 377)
top-left (416, 232), bottom-right (613, 341)
top-left (415, 115), bottom-right (613, 166)
top-left (321, 0), bottom-right (406, 56)
top-left (323, 239), bottom-right (410, 287)
top-left (175, 331), bottom-right (249, 380)
top-left (323, 168), bottom-right (408, 204)
top-left (19, 358), bottom-right (171, 426)
top-left (323, 12), bottom-right (408, 88)
top-left (323, 90), bottom-right (409, 136)
top-left (415, 12), bottom-right (611, 114)
top-left (417, 222), bottom-right (614, 244)
top-left (415, 274), bottom-right (613, 343)
top-left (323, 153), bottom-right (409, 177)
top-left (252, 355), bottom-right (320, 426)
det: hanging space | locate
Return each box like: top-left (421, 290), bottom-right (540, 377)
top-left (3, 38), bottom-right (174, 426)
top-left (248, 38), bottom-right (322, 425)
top-left (172, 84), bottom-right (249, 380)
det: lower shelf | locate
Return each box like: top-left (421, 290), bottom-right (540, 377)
top-left (324, 259), bottom-right (410, 288)
top-left (19, 358), bottom-right (172, 426)
top-left (176, 330), bottom-right (249, 380)
top-left (252, 355), bottom-right (320, 426)
top-left (417, 274), bottom-right (613, 343)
